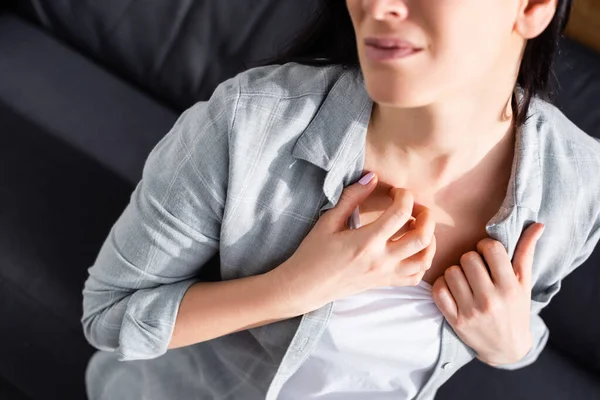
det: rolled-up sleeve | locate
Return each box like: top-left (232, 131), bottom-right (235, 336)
top-left (81, 75), bottom-right (239, 361)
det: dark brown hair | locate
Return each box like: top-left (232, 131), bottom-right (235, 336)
top-left (256, 0), bottom-right (572, 128)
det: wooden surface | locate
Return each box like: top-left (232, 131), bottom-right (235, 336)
top-left (565, 0), bottom-right (600, 53)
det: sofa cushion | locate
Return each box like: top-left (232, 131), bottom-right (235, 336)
top-left (539, 246), bottom-right (600, 374)
top-left (0, 99), bottom-right (138, 398)
top-left (437, 346), bottom-right (600, 400)
top-left (11, 0), bottom-right (319, 109)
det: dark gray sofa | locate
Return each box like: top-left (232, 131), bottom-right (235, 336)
top-left (0, 1), bottom-right (598, 399)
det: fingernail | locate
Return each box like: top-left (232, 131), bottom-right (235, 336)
top-left (358, 171), bottom-right (375, 185)
top-left (538, 225), bottom-right (545, 239)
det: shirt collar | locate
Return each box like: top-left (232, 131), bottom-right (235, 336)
top-left (291, 66), bottom-right (543, 218)
top-left (291, 67), bottom-right (371, 172)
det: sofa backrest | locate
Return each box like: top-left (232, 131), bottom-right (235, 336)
top-left (554, 38), bottom-right (600, 140)
top-left (12, 0), bottom-right (319, 110)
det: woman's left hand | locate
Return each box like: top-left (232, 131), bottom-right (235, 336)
top-left (432, 222), bottom-right (545, 366)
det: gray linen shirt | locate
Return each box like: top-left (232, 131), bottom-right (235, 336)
top-left (82, 62), bottom-right (600, 400)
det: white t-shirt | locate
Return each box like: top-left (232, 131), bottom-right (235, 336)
top-left (279, 281), bottom-right (444, 399)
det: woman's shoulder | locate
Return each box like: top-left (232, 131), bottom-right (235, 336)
top-left (529, 97), bottom-right (600, 198)
top-left (527, 96), bottom-right (599, 191)
top-left (531, 97), bottom-right (600, 230)
top-left (526, 99), bottom-right (600, 287)
top-left (530, 97), bottom-right (600, 159)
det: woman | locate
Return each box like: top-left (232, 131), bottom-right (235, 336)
top-left (83, 0), bottom-right (600, 399)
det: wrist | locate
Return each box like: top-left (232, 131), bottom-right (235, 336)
top-left (264, 262), bottom-right (306, 318)
top-left (476, 331), bottom-right (534, 367)
top-left (476, 354), bottom-right (498, 366)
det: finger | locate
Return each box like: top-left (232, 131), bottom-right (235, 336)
top-left (395, 234), bottom-right (437, 277)
top-left (476, 238), bottom-right (516, 290)
top-left (366, 187), bottom-right (414, 242)
top-left (432, 275), bottom-right (458, 325)
top-left (388, 206), bottom-right (436, 260)
top-left (389, 216), bottom-right (415, 241)
top-left (329, 171), bottom-right (378, 232)
top-left (411, 201), bottom-right (429, 218)
top-left (460, 250), bottom-right (495, 300)
top-left (389, 201), bottom-right (426, 239)
top-left (444, 265), bottom-right (474, 316)
top-left (373, 198), bottom-right (426, 241)
top-left (513, 223), bottom-right (545, 289)
top-left (422, 232), bottom-right (436, 265)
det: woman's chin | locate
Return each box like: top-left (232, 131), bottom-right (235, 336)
top-left (365, 81), bottom-right (436, 109)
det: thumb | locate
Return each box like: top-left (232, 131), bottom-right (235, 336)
top-left (513, 222), bottom-right (545, 287)
top-left (328, 171), bottom-right (377, 232)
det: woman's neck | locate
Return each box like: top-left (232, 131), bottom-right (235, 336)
top-left (366, 84), bottom-right (516, 193)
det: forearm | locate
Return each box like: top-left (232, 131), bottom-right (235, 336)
top-left (168, 266), bottom-right (299, 349)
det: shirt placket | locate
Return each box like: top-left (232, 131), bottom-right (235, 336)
top-left (265, 302), bottom-right (333, 399)
top-left (411, 319), bottom-right (460, 400)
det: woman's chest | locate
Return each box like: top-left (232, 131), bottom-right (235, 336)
top-left (355, 180), bottom-right (508, 287)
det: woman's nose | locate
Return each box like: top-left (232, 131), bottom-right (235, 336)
top-left (363, 0), bottom-right (409, 21)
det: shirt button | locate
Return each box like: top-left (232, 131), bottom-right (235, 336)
top-left (442, 362), bottom-right (453, 371)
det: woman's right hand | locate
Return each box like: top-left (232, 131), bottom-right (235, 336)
top-left (269, 172), bottom-right (437, 316)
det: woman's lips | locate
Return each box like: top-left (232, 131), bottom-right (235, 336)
top-left (364, 37), bottom-right (423, 61)
top-left (365, 46), bottom-right (422, 61)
